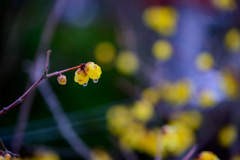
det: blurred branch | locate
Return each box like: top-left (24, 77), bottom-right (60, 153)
top-left (182, 144), bottom-right (198, 160)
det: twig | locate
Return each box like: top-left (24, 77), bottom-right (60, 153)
top-left (0, 57), bottom-right (85, 116)
top-left (44, 50), bottom-right (51, 75)
top-left (182, 144), bottom-right (198, 160)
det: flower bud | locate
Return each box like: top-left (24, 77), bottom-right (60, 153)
top-left (74, 68), bottom-right (89, 85)
top-left (84, 62), bottom-right (102, 80)
top-left (57, 74), bottom-right (67, 85)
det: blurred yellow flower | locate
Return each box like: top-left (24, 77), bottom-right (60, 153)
top-left (141, 128), bottom-right (160, 156)
top-left (34, 149), bottom-right (60, 160)
top-left (94, 42), bottom-right (116, 64)
top-left (225, 28), bottom-right (240, 52)
top-left (119, 123), bottom-right (146, 151)
top-left (85, 62), bottom-right (102, 80)
top-left (218, 124), bottom-right (237, 148)
top-left (141, 88), bottom-right (160, 105)
top-left (195, 52), bottom-right (214, 71)
top-left (3, 154), bottom-right (10, 160)
top-left (143, 6), bottom-right (178, 36)
top-left (90, 148), bottom-right (113, 160)
top-left (116, 51), bottom-right (139, 75)
top-left (221, 72), bottom-right (239, 99)
top-left (161, 80), bottom-right (192, 106)
top-left (212, 0), bottom-right (236, 11)
top-left (131, 100), bottom-right (154, 122)
top-left (0, 156), bottom-right (6, 160)
top-left (152, 40), bottom-right (173, 61)
top-left (198, 89), bottom-right (217, 108)
top-left (232, 155), bottom-right (240, 160)
top-left (107, 105), bottom-right (133, 135)
top-left (160, 123), bottom-right (195, 156)
top-left (195, 151), bottom-right (220, 160)
top-left (74, 68), bottom-right (89, 85)
top-left (171, 110), bottom-right (202, 130)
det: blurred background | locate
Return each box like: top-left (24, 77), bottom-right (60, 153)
top-left (1, 0), bottom-right (240, 160)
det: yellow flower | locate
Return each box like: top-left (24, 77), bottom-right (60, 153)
top-left (94, 42), bottom-right (116, 64)
top-left (195, 52), bottom-right (214, 71)
top-left (161, 80), bottom-right (192, 106)
top-left (3, 154), bottom-right (11, 160)
top-left (225, 28), bottom-right (240, 52)
top-left (212, 0), bottom-right (236, 11)
top-left (107, 105), bottom-right (133, 135)
top-left (116, 51), bottom-right (139, 76)
top-left (0, 156), bottom-right (6, 160)
top-left (195, 151), bottom-right (220, 160)
top-left (198, 89), bottom-right (217, 108)
top-left (143, 6), bottom-right (178, 36)
top-left (231, 155), bottom-right (240, 160)
top-left (74, 68), bottom-right (89, 85)
top-left (84, 62), bottom-right (102, 80)
top-left (91, 148), bottom-right (113, 160)
top-left (34, 149), bottom-right (60, 160)
top-left (221, 71), bottom-right (239, 99)
top-left (131, 100), bottom-right (154, 122)
top-left (218, 124), bottom-right (237, 148)
top-left (152, 40), bottom-right (173, 61)
top-left (171, 110), bottom-right (202, 130)
top-left (57, 74), bottom-right (67, 85)
top-left (141, 88), bottom-right (160, 105)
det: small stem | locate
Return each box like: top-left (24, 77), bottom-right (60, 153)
top-left (44, 50), bottom-right (51, 75)
top-left (47, 64), bottom-right (84, 77)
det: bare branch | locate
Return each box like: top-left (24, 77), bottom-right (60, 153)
top-left (0, 56), bottom-right (85, 116)
top-left (44, 50), bottom-right (52, 75)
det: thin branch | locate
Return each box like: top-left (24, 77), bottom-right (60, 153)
top-left (0, 62), bottom-right (85, 116)
top-left (44, 50), bottom-right (51, 74)
top-left (182, 144), bottom-right (198, 160)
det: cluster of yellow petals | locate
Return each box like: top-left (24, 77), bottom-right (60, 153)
top-left (218, 124), bottom-right (237, 148)
top-left (152, 40), bottom-right (173, 61)
top-left (115, 51), bottom-right (139, 76)
top-left (195, 151), bottom-right (220, 160)
top-left (143, 6), bottom-right (178, 36)
top-left (74, 62), bottom-right (102, 86)
top-left (195, 52), bottom-right (214, 71)
top-left (212, 0), bottom-right (237, 11)
top-left (161, 80), bottom-right (192, 106)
